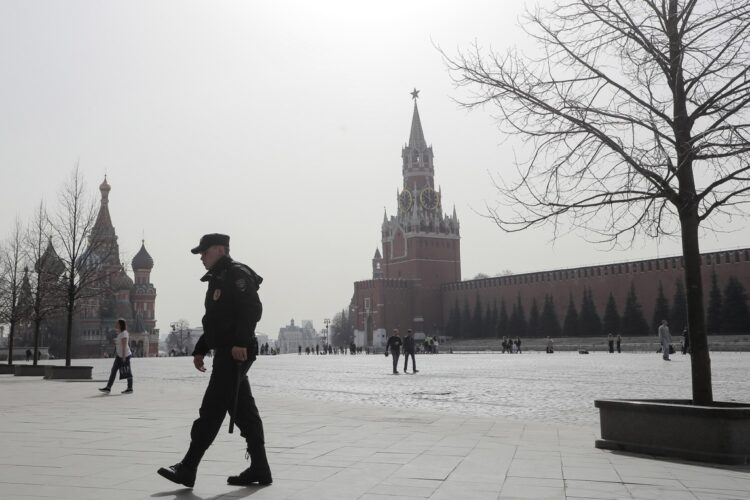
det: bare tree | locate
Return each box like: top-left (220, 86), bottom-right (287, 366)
top-left (50, 167), bottom-right (117, 366)
top-left (25, 201), bottom-right (64, 365)
top-left (166, 319), bottom-right (192, 355)
top-left (0, 218), bottom-right (28, 365)
top-left (444, 0), bottom-right (750, 404)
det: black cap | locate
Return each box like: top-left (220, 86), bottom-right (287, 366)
top-left (191, 233), bottom-right (230, 254)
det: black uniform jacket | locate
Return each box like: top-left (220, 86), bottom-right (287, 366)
top-left (193, 256), bottom-right (263, 356)
top-left (386, 335), bottom-right (403, 353)
top-left (403, 335), bottom-right (415, 353)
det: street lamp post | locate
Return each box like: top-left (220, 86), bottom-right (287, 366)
top-left (323, 318), bottom-right (331, 347)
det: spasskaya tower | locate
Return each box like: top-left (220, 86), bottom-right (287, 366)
top-left (351, 90), bottom-right (461, 346)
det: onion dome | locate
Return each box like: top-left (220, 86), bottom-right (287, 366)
top-left (99, 175), bottom-right (111, 194)
top-left (111, 268), bottom-right (134, 291)
top-left (131, 240), bottom-right (154, 270)
top-left (36, 239), bottom-right (66, 276)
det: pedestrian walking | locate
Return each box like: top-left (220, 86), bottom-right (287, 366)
top-left (682, 328), bottom-right (689, 355)
top-left (403, 329), bottom-right (418, 374)
top-left (385, 329), bottom-right (403, 374)
top-left (616, 334), bottom-right (622, 353)
top-left (157, 233), bottom-right (271, 488)
top-left (658, 319), bottom-right (671, 361)
top-left (608, 333), bottom-right (614, 353)
top-left (98, 319), bottom-right (134, 394)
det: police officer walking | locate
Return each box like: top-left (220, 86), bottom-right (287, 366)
top-left (403, 329), bottom-right (418, 374)
top-left (158, 234), bottom-right (272, 488)
top-left (385, 329), bottom-right (403, 374)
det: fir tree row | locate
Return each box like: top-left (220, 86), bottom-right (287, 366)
top-left (445, 274), bottom-right (749, 338)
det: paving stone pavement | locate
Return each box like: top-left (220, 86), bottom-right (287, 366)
top-left (1, 363), bottom-right (749, 499)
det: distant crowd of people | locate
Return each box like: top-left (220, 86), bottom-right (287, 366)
top-left (259, 343), bottom-right (276, 355)
top-left (297, 343), bottom-right (370, 355)
top-left (501, 336), bottom-right (522, 353)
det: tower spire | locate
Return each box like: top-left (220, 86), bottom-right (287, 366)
top-left (408, 89), bottom-right (427, 150)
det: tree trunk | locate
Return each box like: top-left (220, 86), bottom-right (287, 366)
top-left (680, 213), bottom-right (713, 405)
top-left (32, 319), bottom-right (41, 366)
top-left (65, 303), bottom-right (73, 367)
top-left (65, 280), bottom-right (74, 367)
top-left (7, 320), bottom-right (15, 365)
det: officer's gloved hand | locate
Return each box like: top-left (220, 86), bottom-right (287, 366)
top-left (231, 346), bottom-right (248, 362)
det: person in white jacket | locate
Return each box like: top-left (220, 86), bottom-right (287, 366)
top-left (99, 318), bottom-right (134, 393)
top-left (658, 319), bottom-right (671, 361)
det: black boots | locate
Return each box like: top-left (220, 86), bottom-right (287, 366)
top-left (227, 447), bottom-right (272, 486)
top-left (158, 445), bottom-right (271, 488)
top-left (157, 462), bottom-right (197, 488)
top-left (227, 466), bottom-right (273, 486)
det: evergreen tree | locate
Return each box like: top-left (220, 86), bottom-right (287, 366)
top-left (562, 294), bottom-right (579, 337)
top-left (445, 308), bottom-right (456, 338)
top-left (497, 299), bottom-right (508, 338)
top-left (453, 299), bottom-right (462, 338)
top-left (651, 281), bottom-right (671, 333)
top-left (471, 294), bottom-right (484, 338)
top-left (461, 298), bottom-right (472, 339)
top-left (527, 298), bottom-right (540, 337)
top-left (578, 288), bottom-right (601, 337)
top-left (670, 279), bottom-right (688, 335)
top-left (621, 283), bottom-right (649, 335)
top-left (508, 294), bottom-right (526, 336)
top-left (539, 295), bottom-right (561, 337)
top-left (706, 271), bottom-right (722, 334)
top-left (722, 277), bottom-right (750, 334)
top-left (602, 293), bottom-right (620, 335)
top-left (489, 300), bottom-right (499, 338)
top-left (445, 300), bottom-right (460, 338)
top-left (516, 294), bottom-right (526, 336)
top-left (485, 303), bottom-right (493, 338)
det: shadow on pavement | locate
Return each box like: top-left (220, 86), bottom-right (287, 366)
top-left (151, 486), bottom-right (267, 500)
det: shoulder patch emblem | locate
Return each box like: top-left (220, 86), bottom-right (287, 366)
top-left (235, 278), bottom-right (247, 292)
top-left (213, 289), bottom-right (222, 301)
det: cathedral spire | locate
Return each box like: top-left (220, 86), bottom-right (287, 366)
top-left (93, 176), bottom-right (114, 235)
top-left (408, 89), bottom-right (427, 150)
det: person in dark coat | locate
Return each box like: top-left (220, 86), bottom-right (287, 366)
top-left (608, 333), bottom-right (614, 353)
top-left (158, 234), bottom-right (271, 488)
top-left (385, 329), bottom-right (403, 374)
top-left (616, 334), bottom-right (622, 353)
top-left (682, 328), bottom-right (690, 355)
top-left (403, 329), bottom-right (418, 374)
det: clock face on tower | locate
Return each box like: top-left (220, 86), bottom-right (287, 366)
top-left (399, 190), bottom-right (413, 211)
top-left (419, 187), bottom-right (438, 210)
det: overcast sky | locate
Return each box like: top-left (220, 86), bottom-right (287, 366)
top-left (2, 0), bottom-right (748, 339)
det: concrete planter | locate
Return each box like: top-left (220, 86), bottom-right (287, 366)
top-left (595, 399), bottom-right (750, 465)
top-left (43, 365), bottom-right (93, 380)
top-left (14, 365), bottom-right (47, 376)
top-left (0, 364), bottom-right (15, 374)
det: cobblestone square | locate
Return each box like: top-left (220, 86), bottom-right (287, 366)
top-left (1, 353), bottom-right (749, 499)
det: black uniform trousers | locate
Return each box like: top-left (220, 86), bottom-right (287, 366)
top-left (188, 349), bottom-right (265, 462)
top-left (390, 349), bottom-right (400, 373)
top-left (403, 351), bottom-right (416, 372)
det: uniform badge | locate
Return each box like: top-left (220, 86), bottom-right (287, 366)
top-left (235, 278), bottom-right (247, 292)
top-left (213, 289), bottom-right (222, 301)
